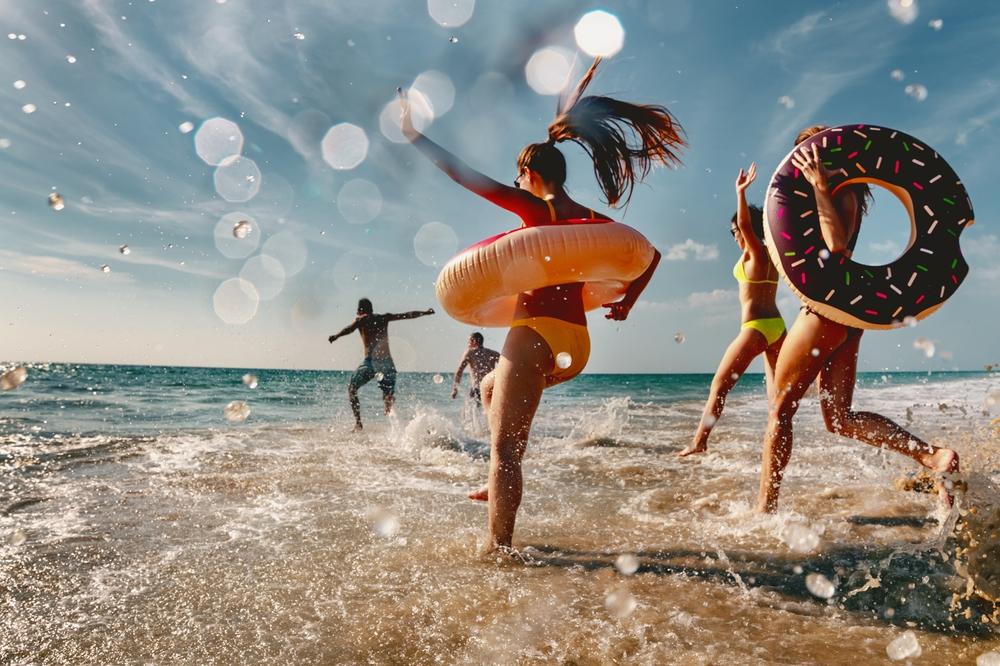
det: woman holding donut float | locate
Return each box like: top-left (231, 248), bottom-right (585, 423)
top-left (679, 162), bottom-right (786, 457)
top-left (756, 124), bottom-right (969, 513)
top-left (400, 59), bottom-right (682, 551)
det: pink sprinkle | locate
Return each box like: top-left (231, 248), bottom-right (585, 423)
top-left (875, 292), bottom-right (887, 299)
top-left (951, 274), bottom-right (958, 284)
top-left (800, 273), bottom-right (807, 285)
top-left (837, 135), bottom-right (842, 146)
top-left (838, 256), bottom-right (846, 265)
top-left (804, 245), bottom-right (815, 254)
top-left (913, 181), bottom-right (924, 190)
top-left (847, 151), bottom-right (858, 159)
top-left (856, 124), bottom-right (865, 129)
top-left (793, 168), bottom-right (800, 179)
top-left (915, 294), bottom-right (926, 304)
top-left (781, 231), bottom-right (792, 240)
top-left (865, 309), bottom-right (878, 315)
top-left (894, 160), bottom-right (900, 174)
top-left (777, 206), bottom-right (785, 219)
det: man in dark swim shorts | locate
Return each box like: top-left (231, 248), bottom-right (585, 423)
top-left (328, 298), bottom-right (434, 431)
top-left (450, 332), bottom-right (500, 405)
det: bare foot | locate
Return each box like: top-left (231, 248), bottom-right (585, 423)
top-left (468, 487), bottom-right (488, 501)
top-left (677, 442), bottom-right (707, 457)
top-left (928, 449), bottom-right (963, 506)
top-left (352, 423), bottom-right (363, 433)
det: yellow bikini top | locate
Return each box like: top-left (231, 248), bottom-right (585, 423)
top-left (544, 199), bottom-right (596, 222)
top-left (733, 257), bottom-right (778, 285)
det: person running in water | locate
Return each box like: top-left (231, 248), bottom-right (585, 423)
top-left (679, 163), bottom-right (786, 456)
top-left (401, 57), bottom-right (680, 551)
top-left (451, 332), bottom-right (500, 404)
top-left (328, 298), bottom-right (434, 431)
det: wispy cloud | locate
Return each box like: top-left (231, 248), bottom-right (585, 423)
top-left (664, 239), bottom-right (719, 261)
top-left (0, 249), bottom-right (130, 284)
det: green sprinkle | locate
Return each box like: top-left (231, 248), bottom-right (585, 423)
top-left (864, 269), bottom-right (874, 278)
top-left (864, 140), bottom-right (872, 151)
top-left (822, 161), bottom-right (833, 167)
top-left (845, 272), bottom-right (851, 286)
top-left (902, 142), bottom-right (910, 152)
top-left (829, 147), bottom-right (843, 153)
top-left (951, 258), bottom-right (959, 268)
top-left (943, 197), bottom-right (955, 205)
top-left (784, 251), bottom-right (796, 256)
top-left (916, 264), bottom-right (929, 272)
top-left (946, 229), bottom-right (958, 237)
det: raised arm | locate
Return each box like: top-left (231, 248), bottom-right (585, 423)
top-left (399, 90), bottom-right (546, 221)
top-left (328, 318), bottom-right (359, 343)
top-left (603, 249), bottom-right (662, 321)
top-left (735, 162), bottom-right (766, 261)
top-left (386, 308), bottom-right (435, 322)
top-left (451, 351), bottom-right (470, 399)
top-left (792, 144), bottom-right (858, 254)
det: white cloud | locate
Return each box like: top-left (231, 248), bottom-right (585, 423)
top-left (664, 239), bottom-right (719, 261)
top-left (0, 250), bottom-right (131, 284)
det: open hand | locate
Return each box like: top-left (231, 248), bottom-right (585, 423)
top-left (603, 300), bottom-right (632, 321)
top-left (451, 387), bottom-right (458, 399)
top-left (735, 162), bottom-right (756, 194)
top-left (790, 144), bottom-right (831, 191)
top-left (328, 334), bottom-right (337, 343)
top-left (425, 308), bottom-right (435, 316)
top-left (398, 88), bottom-right (418, 142)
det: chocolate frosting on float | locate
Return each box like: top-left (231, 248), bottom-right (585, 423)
top-left (764, 124), bottom-right (974, 330)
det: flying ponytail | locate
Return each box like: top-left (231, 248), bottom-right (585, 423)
top-left (518, 58), bottom-right (686, 208)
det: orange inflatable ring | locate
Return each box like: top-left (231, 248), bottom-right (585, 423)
top-left (435, 219), bottom-right (655, 326)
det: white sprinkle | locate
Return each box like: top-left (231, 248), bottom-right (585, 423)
top-left (919, 248), bottom-right (933, 254)
top-left (800, 210), bottom-right (814, 218)
top-left (876, 156), bottom-right (883, 169)
top-left (892, 306), bottom-right (903, 317)
top-left (929, 174), bottom-right (941, 183)
top-left (824, 289), bottom-right (835, 301)
top-left (793, 190), bottom-right (808, 198)
top-left (908, 272), bottom-right (917, 287)
top-left (912, 159), bottom-right (925, 166)
top-left (791, 259), bottom-right (805, 267)
top-left (927, 220), bottom-right (938, 234)
top-left (890, 284), bottom-right (902, 295)
top-left (850, 295), bottom-right (863, 305)
top-left (803, 227), bottom-right (814, 236)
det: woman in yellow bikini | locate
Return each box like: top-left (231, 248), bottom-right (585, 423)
top-left (400, 60), bottom-right (683, 550)
top-left (679, 162), bottom-right (786, 457)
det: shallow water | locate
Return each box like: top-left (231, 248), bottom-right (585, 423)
top-left (1, 365), bottom-right (998, 664)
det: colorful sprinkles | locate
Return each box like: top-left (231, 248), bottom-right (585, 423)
top-left (765, 124), bottom-right (974, 329)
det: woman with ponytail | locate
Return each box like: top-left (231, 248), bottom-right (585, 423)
top-left (400, 59), bottom-right (684, 551)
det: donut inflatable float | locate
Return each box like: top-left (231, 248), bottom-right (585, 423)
top-left (435, 219), bottom-right (655, 326)
top-left (765, 124), bottom-right (974, 329)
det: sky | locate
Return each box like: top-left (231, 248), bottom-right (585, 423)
top-left (0, 0), bottom-right (997, 374)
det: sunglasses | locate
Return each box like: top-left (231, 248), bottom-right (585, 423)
top-left (514, 168), bottom-right (526, 188)
top-left (730, 226), bottom-right (738, 237)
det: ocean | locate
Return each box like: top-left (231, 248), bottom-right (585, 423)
top-left (1, 364), bottom-right (998, 664)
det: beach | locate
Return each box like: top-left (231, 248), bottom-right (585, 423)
top-left (1, 365), bottom-right (998, 664)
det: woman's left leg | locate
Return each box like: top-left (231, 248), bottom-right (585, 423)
top-left (818, 332), bottom-right (960, 490)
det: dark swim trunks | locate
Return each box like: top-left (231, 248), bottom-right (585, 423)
top-left (469, 386), bottom-right (481, 403)
top-left (350, 357), bottom-right (397, 395)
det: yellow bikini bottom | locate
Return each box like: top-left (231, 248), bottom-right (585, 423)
top-left (510, 316), bottom-right (591, 386)
top-left (741, 317), bottom-right (786, 346)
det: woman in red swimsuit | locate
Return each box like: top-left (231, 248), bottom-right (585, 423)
top-left (400, 60), bottom-right (683, 551)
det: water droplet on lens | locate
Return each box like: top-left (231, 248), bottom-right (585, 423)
top-left (47, 192), bottom-right (65, 210)
top-left (903, 315), bottom-right (918, 328)
top-left (0, 366), bottom-right (28, 391)
top-left (890, 69), bottom-right (905, 81)
top-left (293, 31), bottom-right (305, 40)
top-left (781, 523), bottom-right (820, 552)
top-left (886, 630), bottom-right (922, 661)
top-left (604, 587), bottom-right (637, 618)
top-left (22, 103), bottom-right (36, 114)
top-left (818, 249), bottom-right (830, 259)
top-left (242, 373), bottom-right (258, 389)
top-left (805, 572), bottom-right (836, 599)
top-left (66, 54), bottom-right (76, 63)
top-left (977, 651), bottom-right (1000, 666)
top-left (448, 36), bottom-right (459, 43)
top-left (9, 529), bottom-right (27, 546)
top-left (100, 264), bottom-right (110, 273)
top-left (13, 80), bottom-right (26, 89)
top-left (432, 373), bottom-right (444, 384)
top-left (555, 352), bottom-right (572, 369)
top-left (928, 18), bottom-right (943, 30)
top-left (674, 332), bottom-right (685, 344)
top-left (223, 400), bottom-right (251, 422)
top-left (810, 347), bottom-right (820, 357)
top-left (232, 220), bottom-right (252, 239)
top-left (615, 553), bottom-right (639, 575)
top-left (178, 121), bottom-right (194, 134)
top-left (119, 244), bottom-right (130, 255)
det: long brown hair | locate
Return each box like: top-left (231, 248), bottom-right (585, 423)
top-left (517, 58), bottom-right (685, 208)
top-left (795, 125), bottom-right (872, 216)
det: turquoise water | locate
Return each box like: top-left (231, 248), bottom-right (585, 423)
top-left (1, 363), bottom-right (990, 437)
